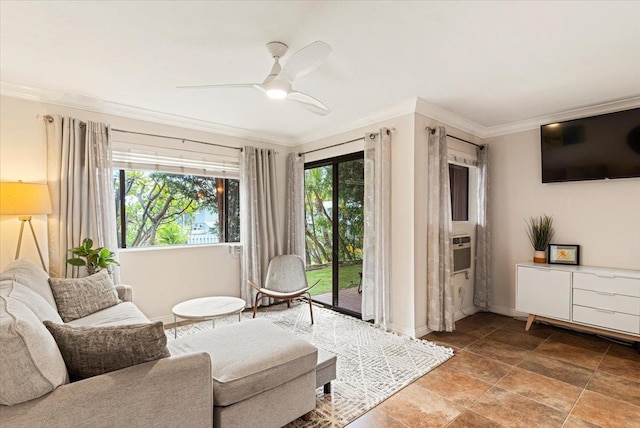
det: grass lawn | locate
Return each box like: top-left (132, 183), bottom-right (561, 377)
top-left (306, 262), bottom-right (362, 296)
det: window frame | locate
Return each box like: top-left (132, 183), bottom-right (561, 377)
top-left (114, 168), bottom-right (240, 249)
top-left (448, 162), bottom-right (470, 222)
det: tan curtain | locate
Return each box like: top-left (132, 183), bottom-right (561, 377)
top-left (362, 128), bottom-right (391, 329)
top-left (46, 117), bottom-right (119, 281)
top-left (240, 147), bottom-right (282, 307)
top-left (474, 145), bottom-right (490, 309)
top-left (426, 126), bottom-right (454, 332)
top-left (284, 152), bottom-right (305, 261)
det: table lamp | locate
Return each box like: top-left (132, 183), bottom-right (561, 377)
top-left (0, 181), bottom-right (52, 271)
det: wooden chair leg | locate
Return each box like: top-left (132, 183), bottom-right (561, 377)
top-left (253, 292), bottom-right (262, 318)
top-left (287, 299), bottom-right (291, 308)
top-left (307, 293), bottom-right (314, 324)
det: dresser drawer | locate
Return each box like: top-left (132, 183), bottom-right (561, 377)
top-left (573, 305), bottom-right (640, 334)
top-left (573, 289), bottom-right (640, 316)
top-left (573, 272), bottom-right (640, 297)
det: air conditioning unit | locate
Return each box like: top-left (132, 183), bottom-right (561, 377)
top-left (452, 235), bottom-right (472, 273)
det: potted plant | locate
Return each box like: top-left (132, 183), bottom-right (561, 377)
top-left (67, 238), bottom-right (120, 275)
top-left (525, 214), bottom-right (555, 263)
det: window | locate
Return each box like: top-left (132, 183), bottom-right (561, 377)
top-left (111, 146), bottom-right (240, 249)
top-left (449, 164), bottom-right (469, 221)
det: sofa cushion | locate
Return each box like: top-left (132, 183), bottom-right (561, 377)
top-left (44, 321), bottom-right (170, 381)
top-left (0, 279), bottom-right (63, 323)
top-left (66, 301), bottom-right (150, 327)
top-left (0, 259), bottom-right (58, 310)
top-left (168, 318), bottom-right (317, 407)
top-left (49, 269), bottom-right (121, 322)
top-left (0, 295), bottom-right (68, 406)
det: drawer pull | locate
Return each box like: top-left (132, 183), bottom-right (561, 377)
top-left (596, 274), bottom-right (616, 279)
top-left (596, 291), bottom-right (616, 296)
top-left (595, 309), bottom-right (615, 314)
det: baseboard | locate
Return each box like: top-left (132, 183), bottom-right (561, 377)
top-left (487, 304), bottom-right (527, 319)
top-left (405, 305), bottom-right (481, 339)
top-left (455, 305), bottom-right (480, 321)
top-left (151, 314), bottom-right (175, 326)
top-left (414, 324), bottom-right (431, 338)
top-left (389, 323), bottom-right (420, 338)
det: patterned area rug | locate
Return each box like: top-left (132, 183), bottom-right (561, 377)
top-left (168, 303), bottom-right (453, 427)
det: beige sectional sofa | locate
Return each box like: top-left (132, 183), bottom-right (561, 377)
top-left (0, 260), bottom-right (319, 428)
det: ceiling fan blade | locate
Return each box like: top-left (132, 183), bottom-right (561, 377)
top-left (176, 83), bottom-right (262, 90)
top-left (288, 91), bottom-right (330, 116)
top-left (279, 41), bottom-right (331, 83)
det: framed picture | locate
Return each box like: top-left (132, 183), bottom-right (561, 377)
top-left (548, 244), bottom-right (580, 265)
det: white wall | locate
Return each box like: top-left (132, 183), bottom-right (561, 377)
top-left (0, 95), bottom-right (290, 321)
top-left (299, 112), bottom-right (484, 337)
top-left (413, 113), bottom-right (484, 336)
top-left (118, 244), bottom-right (240, 321)
top-left (487, 128), bottom-right (640, 315)
top-left (299, 113), bottom-right (418, 335)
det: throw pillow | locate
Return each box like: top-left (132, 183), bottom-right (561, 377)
top-left (49, 269), bottom-right (121, 322)
top-left (0, 279), bottom-right (63, 323)
top-left (43, 321), bottom-right (170, 381)
top-left (0, 296), bottom-right (68, 406)
top-left (0, 258), bottom-right (58, 310)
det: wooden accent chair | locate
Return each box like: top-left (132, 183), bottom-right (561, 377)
top-left (248, 255), bottom-right (320, 324)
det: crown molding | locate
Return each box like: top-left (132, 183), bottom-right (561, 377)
top-left (414, 98), bottom-right (486, 137)
top-left (4, 81), bottom-right (638, 146)
top-left (0, 81), bottom-right (294, 146)
top-left (297, 98), bottom-right (418, 144)
top-left (483, 96), bottom-right (640, 138)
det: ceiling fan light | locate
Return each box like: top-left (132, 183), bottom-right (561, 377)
top-left (266, 88), bottom-right (288, 99)
top-left (265, 77), bottom-right (290, 100)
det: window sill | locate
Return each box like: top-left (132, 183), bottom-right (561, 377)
top-left (118, 243), bottom-right (241, 253)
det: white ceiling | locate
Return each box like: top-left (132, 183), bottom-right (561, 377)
top-left (1, 1), bottom-right (639, 144)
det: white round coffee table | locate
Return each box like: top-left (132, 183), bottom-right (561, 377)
top-left (172, 296), bottom-right (246, 338)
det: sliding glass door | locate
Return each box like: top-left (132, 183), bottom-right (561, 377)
top-left (304, 153), bottom-right (364, 317)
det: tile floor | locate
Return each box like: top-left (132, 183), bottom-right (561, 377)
top-left (346, 312), bottom-right (640, 428)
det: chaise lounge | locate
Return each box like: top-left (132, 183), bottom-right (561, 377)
top-left (0, 259), bottom-right (335, 428)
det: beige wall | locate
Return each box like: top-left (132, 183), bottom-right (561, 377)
top-left (487, 128), bottom-right (640, 315)
top-left (0, 95), bottom-right (289, 321)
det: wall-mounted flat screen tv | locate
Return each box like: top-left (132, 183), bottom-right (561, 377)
top-left (541, 107), bottom-right (640, 183)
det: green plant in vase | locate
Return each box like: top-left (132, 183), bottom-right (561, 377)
top-left (67, 238), bottom-right (120, 275)
top-left (525, 214), bottom-right (555, 263)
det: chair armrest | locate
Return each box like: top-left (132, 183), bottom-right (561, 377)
top-left (0, 353), bottom-right (213, 428)
top-left (115, 284), bottom-right (134, 302)
top-left (248, 280), bottom-right (262, 292)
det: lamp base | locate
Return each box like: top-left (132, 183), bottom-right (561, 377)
top-left (15, 216), bottom-right (47, 272)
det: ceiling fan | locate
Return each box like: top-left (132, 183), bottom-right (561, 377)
top-left (178, 41), bottom-right (332, 116)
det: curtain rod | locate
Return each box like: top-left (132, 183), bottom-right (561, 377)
top-left (299, 137), bottom-right (365, 157)
top-left (42, 115), bottom-right (242, 152)
top-left (426, 126), bottom-right (484, 149)
top-left (298, 127), bottom-right (396, 157)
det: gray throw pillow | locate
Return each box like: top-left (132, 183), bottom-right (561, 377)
top-left (49, 269), bottom-right (121, 322)
top-left (43, 321), bottom-right (170, 381)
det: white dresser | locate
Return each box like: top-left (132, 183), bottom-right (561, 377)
top-left (516, 262), bottom-right (640, 341)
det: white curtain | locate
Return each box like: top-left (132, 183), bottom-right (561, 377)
top-left (285, 152), bottom-right (305, 261)
top-left (362, 128), bottom-right (391, 329)
top-left (46, 117), bottom-right (119, 281)
top-left (474, 145), bottom-right (490, 309)
top-left (240, 146), bottom-right (282, 307)
top-left (426, 126), bottom-right (454, 332)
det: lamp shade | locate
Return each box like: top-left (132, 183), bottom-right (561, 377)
top-left (0, 181), bottom-right (52, 215)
